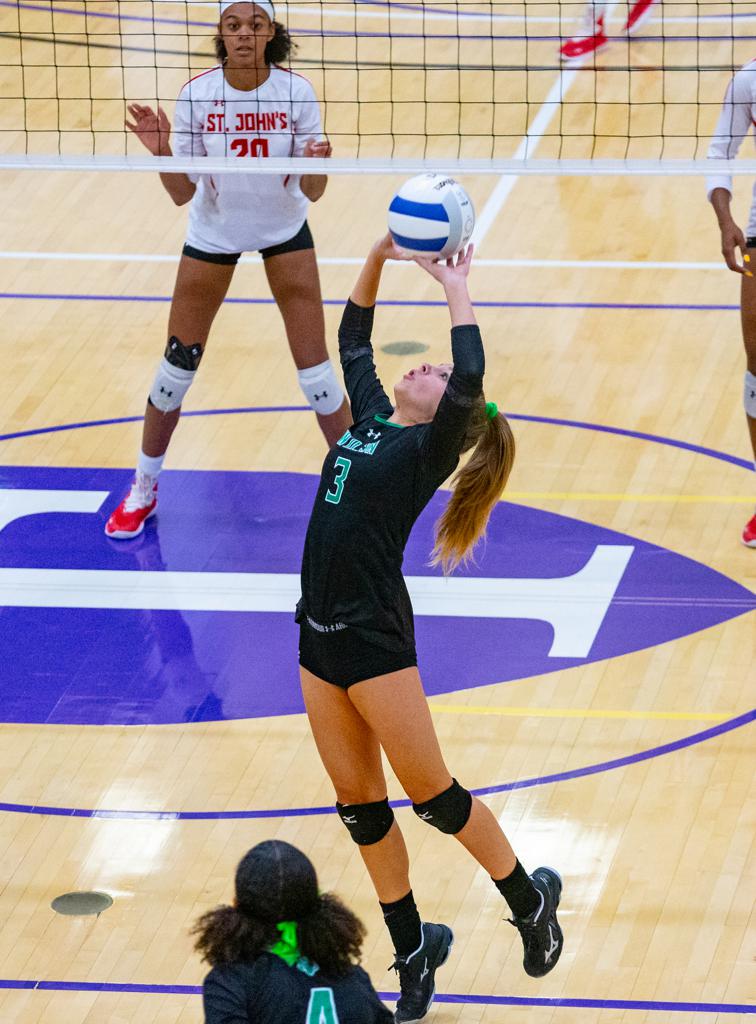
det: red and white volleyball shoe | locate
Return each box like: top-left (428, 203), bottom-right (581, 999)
top-left (559, 12), bottom-right (608, 63)
top-left (623, 0), bottom-right (660, 36)
top-left (105, 474), bottom-right (158, 539)
top-left (742, 512), bottom-right (756, 548)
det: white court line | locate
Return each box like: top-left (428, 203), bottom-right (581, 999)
top-left (472, 68), bottom-right (578, 249)
top-left (0, 251), bottom-right (726, 270)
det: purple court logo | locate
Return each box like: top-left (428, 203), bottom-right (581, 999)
top-left (0, 466), bottom-right (753, 726)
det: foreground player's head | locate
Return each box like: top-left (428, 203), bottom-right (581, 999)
top-left (393, 361), bottom-right (454, 423)
top-left (193, 840), bottom-right (365, 974)
top-left (216, 2), bottom-right (292, 67)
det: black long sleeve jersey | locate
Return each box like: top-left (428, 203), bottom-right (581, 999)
top-left (203, 953), bottom-right (393, 1024)
top-left (297, 299), bottom-right (484, 651)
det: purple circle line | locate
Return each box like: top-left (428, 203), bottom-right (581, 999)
top-left (0, 709), bottom-right (752, 821)
top-left (0, 406), bottom-right (752, 471)
top-left (0, 979), bottom-right (753, 1013)
top-left (0, 292), bottom-right (741, 313)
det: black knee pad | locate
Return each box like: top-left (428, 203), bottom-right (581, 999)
top-left (412, 778), bottom-right (472, 835)
top-left (165, 335), bottom-right (204, 371)
top-left (336, 797), bottom-right (395, 846)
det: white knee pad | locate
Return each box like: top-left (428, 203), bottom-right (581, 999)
top-left (745, 371), bottom-right (756, 419)
top-left (149, 358), bottom-right (197, 413)
top-left (298, 359), bottom-right (344, 415)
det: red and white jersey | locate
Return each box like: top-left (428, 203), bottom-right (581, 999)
top-left (173, 65), bottom-right (322, 253)
top-left (706, 59), bottom-right (756, 235)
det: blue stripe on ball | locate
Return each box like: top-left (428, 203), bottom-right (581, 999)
top-left (388, 196), bottom-right (450, 223)
top-left (389, 230), bottom-right (450, 251)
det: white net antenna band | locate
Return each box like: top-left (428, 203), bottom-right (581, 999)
top-left (0, 0), bottom-right (753, 174)
top-left (2, 156), bottom-right (756, 175)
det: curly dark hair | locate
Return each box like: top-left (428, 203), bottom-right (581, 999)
top-left (214, 21), bottom-right (295, 65)
top-left (192, 841), bottom-right (366, 977)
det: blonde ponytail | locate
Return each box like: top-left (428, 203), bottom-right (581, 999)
top-left (430, 399), bottom-right (515, 575)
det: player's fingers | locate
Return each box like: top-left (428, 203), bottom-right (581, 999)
top-left (723, 249), bottom-right (745, 274)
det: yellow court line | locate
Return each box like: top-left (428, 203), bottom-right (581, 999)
top-left (427, 705), bottom-right (728, 721)
top-left (506, 492), bottom-right (755, 504)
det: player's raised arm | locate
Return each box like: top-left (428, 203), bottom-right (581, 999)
top-left (336, 235), bottom-right (411, 424)
top-left (124, 103), bottom-right (196, 207)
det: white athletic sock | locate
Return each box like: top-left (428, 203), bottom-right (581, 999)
top-left (137, 451), bottom-right (165, 480)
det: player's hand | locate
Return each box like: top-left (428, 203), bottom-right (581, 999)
top-left (413, 244), bottom-right (474, 283)
top-left (720, 220), bottom-right (750, 275)
top-left (303, 138), bottom-right (332, 159)
top-left (373, 233), bottom-right (413, 262)
top-left (125, 104), bottom-right (171, 156)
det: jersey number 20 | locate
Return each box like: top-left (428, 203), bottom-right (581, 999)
top-left (325, 456), bottom-right (351, 505)
top-left (229, 138), bottom-right (270, 157)
top-left (306, 987), bottom-right (340, 1023)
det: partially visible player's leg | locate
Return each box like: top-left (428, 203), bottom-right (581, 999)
top-left (740, 244), bottom-right (756, 546)
top-left (622, 0), bottom-right (661, 36)
top-left (559, 1), bottom-right (609, 63)
top-left (263, 230), bottom-right (351, 446)
top-left (349, 667), bottom-right (563, 979)
top-left (300, 665), bottom-right (430, 983)
top-left (105, 251), bottom-right (235, 538)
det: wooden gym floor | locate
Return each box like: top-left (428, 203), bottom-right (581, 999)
top-left (0, 2), bottom-right (753, 1022)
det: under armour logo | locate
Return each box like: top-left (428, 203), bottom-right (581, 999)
top-left (341, 814), bottom-right (357, 824)
top-left (366, 429), bottom-right (381, 439)
top-left (314, 391), bottom-right (328, 401)
top-left (160, 386), bottom-right (173, 397)
top-left (419, 958), bottom-right (429, 981)
top-left (418, 811), bottom-right (433, 821)
top-left (544, 924), bottom-right (559, 964)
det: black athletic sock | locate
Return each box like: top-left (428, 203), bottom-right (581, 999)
top-left (493, 859), bottom-right (540, 919)
top-left (380, 890), bottom-right (423, 960)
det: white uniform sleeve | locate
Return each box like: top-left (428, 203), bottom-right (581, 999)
top-left (706, 68), bottom-right (755, 199)
top-left (173, 83), bottom-right (207, 184)
top-left (285, 78), bottom-right (324, 199)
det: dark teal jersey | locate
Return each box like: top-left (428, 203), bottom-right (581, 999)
top-left (203, 952), bottom-right (392, 1023)
top-left (298, 300), bottom-right (485, 651)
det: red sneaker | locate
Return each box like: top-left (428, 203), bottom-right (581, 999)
top-left (623, 0), bottom-right (660, 35)
top-left (105, 474), bottom-right (158, 539)
top-left (742, 512), bottom-right (756, 549)
top-left (559, 15), bottom-right (608, 63)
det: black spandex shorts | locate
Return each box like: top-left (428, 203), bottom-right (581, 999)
top-left (299, 619), bottom-right (417, 690)
top-left (182, 220), bottom-right (314, 266)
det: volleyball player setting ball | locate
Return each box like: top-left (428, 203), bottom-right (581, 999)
top-left (707, 59), bottom-right (756, 548)
top-left (195, 840), bottom-right (392, 1022)
top-left (105, 0), bottom-right (350, 538)
top-left (297, 177), bottom-right (564, 1023)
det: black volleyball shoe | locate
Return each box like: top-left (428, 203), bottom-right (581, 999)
top-left (509, 866), bottom-right (563, 978)
top-left (392, 922), bottom-right (454, 1023)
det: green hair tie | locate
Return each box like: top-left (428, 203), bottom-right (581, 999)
top-left (485, 401), bottom-right (498, 420)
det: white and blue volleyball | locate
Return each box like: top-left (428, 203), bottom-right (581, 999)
top-left (388, 174), bottom-right (475, 259)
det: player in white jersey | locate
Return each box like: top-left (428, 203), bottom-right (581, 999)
top-left (707, 59), bottom-right (756, 547)
top-left (105, 1), bottom-right (350, 539)
top-left (559, 0), bottom-right (660, 63)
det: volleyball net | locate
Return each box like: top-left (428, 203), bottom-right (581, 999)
top-left (1, 0), bottom-right (755, 175)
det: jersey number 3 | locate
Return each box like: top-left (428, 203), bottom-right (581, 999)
top-left (325, 456), bottom-right (351, 505)
top-left (306, 987), bottom-right (340, 1024)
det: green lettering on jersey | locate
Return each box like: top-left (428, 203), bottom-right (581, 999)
top-left (305, 987), bottom-right (340, 1024)
top-left (325, 456), bottom-right (351, 505)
